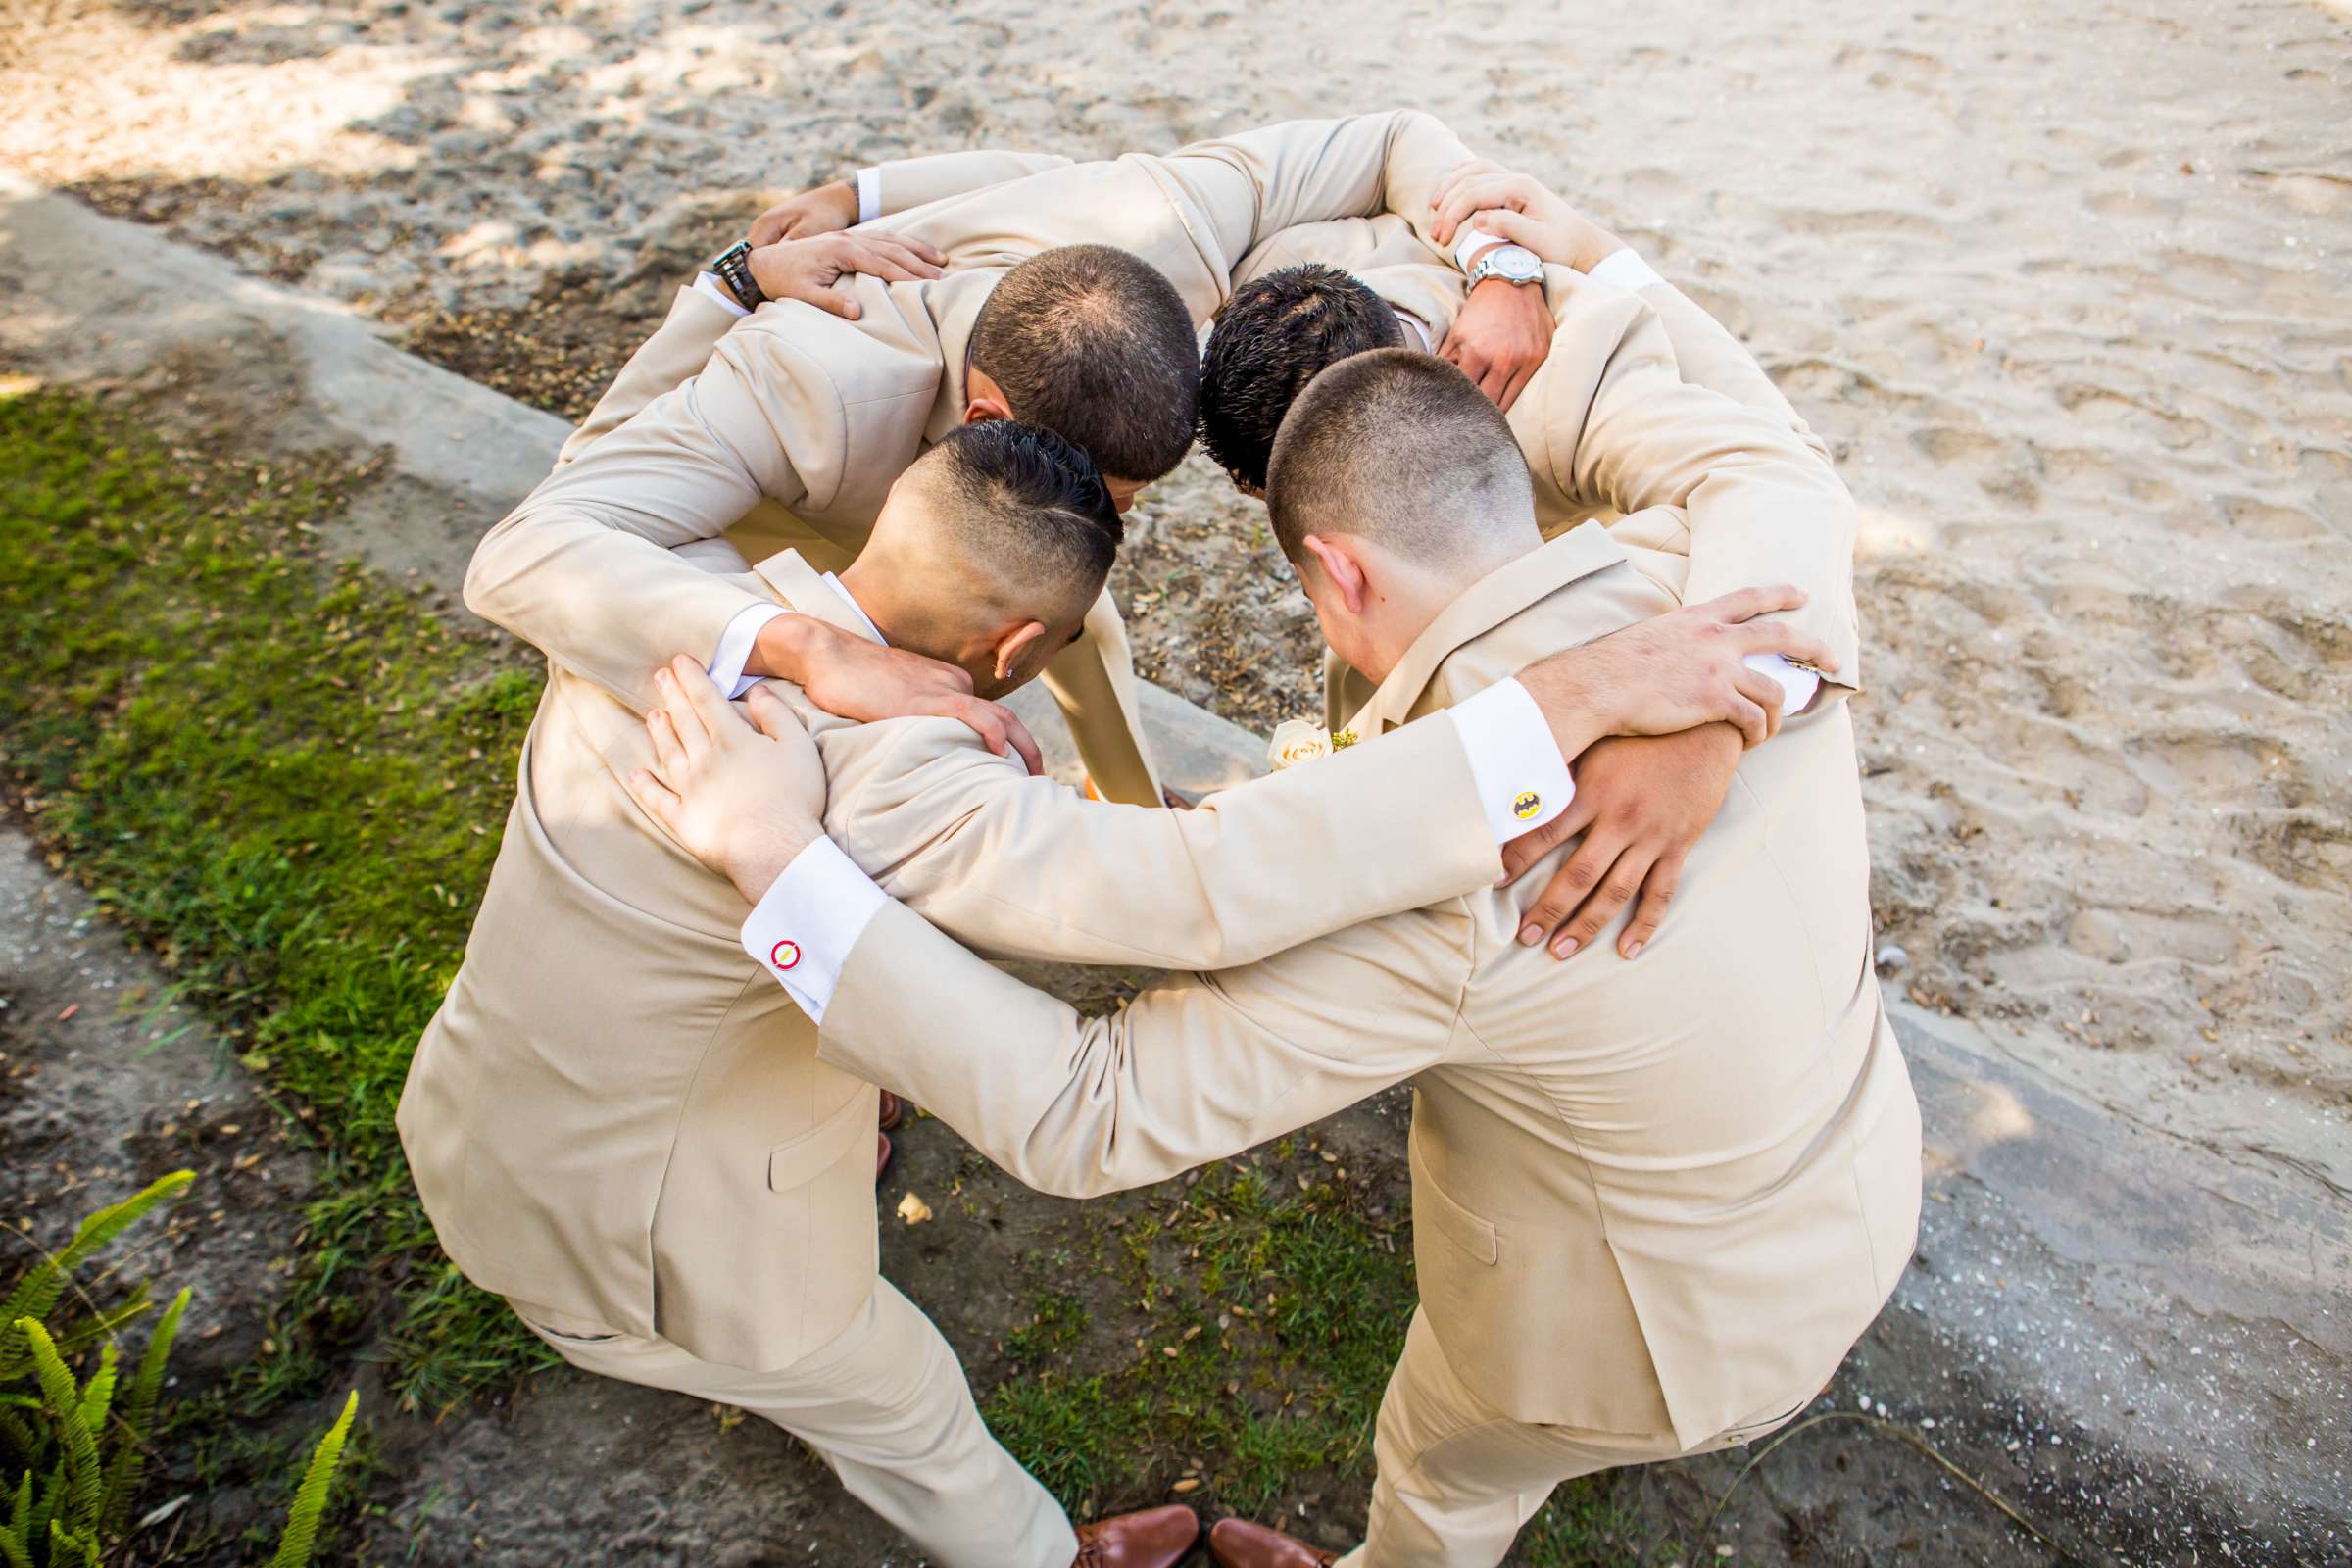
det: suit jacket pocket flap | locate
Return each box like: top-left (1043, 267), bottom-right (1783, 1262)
top-left (766, 1088), bottom-right (875, 1193)
top-left (1409, 1149), bottom-right (1499, 1266)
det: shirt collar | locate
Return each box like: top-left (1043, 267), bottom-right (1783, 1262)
top-left (818, 572), bottom-right (888, 647)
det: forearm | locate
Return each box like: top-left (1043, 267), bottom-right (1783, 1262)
top-left (845, 680), bottom-right (1571, 969)
top-left (1170, 109), bottom-right (1477, 273)
top-left (467, 348), bottom-right (798, 709)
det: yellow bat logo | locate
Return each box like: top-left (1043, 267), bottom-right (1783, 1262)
top-left (1512, 791), bottom-right (1543, 820)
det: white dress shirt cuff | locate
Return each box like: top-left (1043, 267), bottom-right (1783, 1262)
top-left (693, 270), bottom-right (753, 318)
top-left (1446, 677), bottom-right (1575, 843)
top-left (710, 604), bottom-right (789, 698)
top-left (856, 167), bottom-right (882, 224)
top-left (1451, 224), bottom-right (1505, 271)
top-left (1394, 310), bottom-right (1434, 353)
top-left (1747, 653), bottom-right (1822, 715)
top-left (742, 837), bottom-right (889, 1023)
top-left (1587, 248), bottom-right (1664, 293)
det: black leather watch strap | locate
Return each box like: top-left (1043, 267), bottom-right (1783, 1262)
top-left (710, 240), bottom-right (766, 309)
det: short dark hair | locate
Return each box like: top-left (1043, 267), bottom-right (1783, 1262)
top-left (1266, 348), bottom-right (1534, 564)
top-left (968, 244), bottom-right (1199, 484)
top-left (919, 418), bottom-right (1123, 620)
top-left (1200, 264), bottom-right (1405, 492)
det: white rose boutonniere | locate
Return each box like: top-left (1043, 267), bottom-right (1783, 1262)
top-left (1267, 719), bottom-right (1358, 771)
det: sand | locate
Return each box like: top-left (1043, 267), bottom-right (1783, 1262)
top-left (3, 0), bottom-right (2347, 1200)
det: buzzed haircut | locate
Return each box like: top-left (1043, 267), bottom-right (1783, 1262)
top-left (968, 244), bottom-right (1200, 485)
top-left (1200, 264), bottom-right (1406, 491)
top-left (1265, 348), bottom-right (1536, 565)
top-left (917, 418), bottom-right (1123, 622)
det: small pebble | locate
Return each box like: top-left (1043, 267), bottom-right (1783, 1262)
top-left (1874, 944), bottom-right (1909, 974)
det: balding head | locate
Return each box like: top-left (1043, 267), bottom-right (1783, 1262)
top-left (1265, 348), bottom-right (1539, 571)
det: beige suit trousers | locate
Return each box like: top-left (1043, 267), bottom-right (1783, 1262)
top-left (513, 1282), bottom-right (1075, 1568)
top-left (1338, 1312), bottom-right (1802, 1568)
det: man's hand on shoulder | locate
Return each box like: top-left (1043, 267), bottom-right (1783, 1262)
top-left (1430, 160), bottom-right (1624, 275)
top-left (752, 614), bottom-right (1044, 776)
top-left (749, 180), bottom-right (859, 246)
top-left (1499, 725), bottom-right (1741, 960)
top-left (629, 657), bottom-right (829, 904)
top-left (724, 233), bottom-right (949, 321)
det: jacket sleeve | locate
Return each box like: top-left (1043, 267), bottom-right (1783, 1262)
top-left (867, 150), bottom-right (1074, 215)
top-left (1631, 278), bottom-right (1834, 466)
top-left (463, 322), bottom-right (840, 710)
top-left (826, 709), bottom-right (1498, 970)
top-left (1153, 109), bottom-right (1477, 284)
top-left (557, 284), bottom-right (745, 464)
top-left (814, 895), bottom-right (1462, 1198)
top-left (1524, 282), bottom-right (1861, 690)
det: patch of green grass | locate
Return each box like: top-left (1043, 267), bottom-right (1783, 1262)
top-left (986, 1157), bottom-right (1416, 1520)
top-left (0, 384), bottom-right (555, 1425)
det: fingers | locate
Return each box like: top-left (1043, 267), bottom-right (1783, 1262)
top-left (748, 209), bottom-right (787, 248)
top-left (1476, 356), bottom-right (1513, 410)
top-left (1618, 847), bottom-right (1687, 959)
top-left (863, 232), bottom-right (948, 270)
top-left (1548, 838), bottom-right (1654, 960)
top-left (669, 653), bottom-right (741, 742)
top-left (1498, 799), bottom-right (1586, 885)
top-left (646, 706), bottom-right (687, 780)
top-left (1732, 619), bottom-right (1838, 674)
top-left (1722, 685), bottom-right (1770, 749)
top-left (744, 682), bottom-right (807, 743)
top-left (999, 708), bottom-right (1045, 777)
top-left (842, 234), bottom-right (946, 282)
top-left (1466, 206), bottom-right (1540, 252)
top-left (625, 767), bottom-right (681, 830)
top-left (654, 660), bottom-right (711, 753)
top-left (1730, 665), bottom-right (1786, 746)
top-left (822, 279), bottom-right (862, 320)
top-left (1702, 583), bottom-right (1808, 623)
top-left (1495, 357), bottom-right (1540, 416)
top-left (1432, 172), bottom-right (1520, 245)
top-left (1518, 829), bottom-right (1625, 956)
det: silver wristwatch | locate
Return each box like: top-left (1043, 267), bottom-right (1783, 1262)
top-left (1466, 243), bottom-right (1544, 287)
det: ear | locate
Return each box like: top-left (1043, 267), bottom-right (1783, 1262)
top-left (1301, 534), bottom-right (1370, 615)
top-left (993, 620), bottom-right (1049, 682)
top-left (963, 366), bottom-right (1015, 425)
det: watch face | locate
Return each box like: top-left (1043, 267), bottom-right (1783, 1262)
top-left (1489, 244), bottom-right (1544, 282)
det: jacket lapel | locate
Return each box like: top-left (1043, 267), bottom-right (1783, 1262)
top-left (1345, 522), bottom-right (1629, 736)
top-left (751, 550), bottom-right (884, 645)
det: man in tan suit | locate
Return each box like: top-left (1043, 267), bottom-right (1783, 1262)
top-left (1197, 168), bottom-right (1861, 967)
top-left (405, 393), bottom-right (1817, 1563)
top-left (622, 352), bottom-right (1918, 1568)
top-left (466, 112), bottom-right (1504, 808)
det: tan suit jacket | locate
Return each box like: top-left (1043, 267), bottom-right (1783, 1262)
top-left (398, 547), bottom-right (1514, 1372)
top-left (462, 112), bottom-right (1477, 805)
top-left (809, 526), bottom-right (1921, 1449)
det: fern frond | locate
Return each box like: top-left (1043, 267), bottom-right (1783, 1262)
top-left (49, 1517), bottom-right (103, 1568)
top-left (0, 1473), bottom-right (28, 1568)
top-left (265, 1391), bottom-right (358, 1568)
top-left (0, 1172), bottom-right (189, 1370)
top-left (24, 1461), bottom-right (60, 1560)
top-left (19, 1319), bottom-right (103, 1534)
top-left (74, 1343), bottom-right (119, 1448)
top-left (0, 1404), bottom-right (37, 1464)
top-left (100, 1288), bottom-right (188, 1535)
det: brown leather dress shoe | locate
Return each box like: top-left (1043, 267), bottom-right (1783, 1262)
top-left (878, 1090), bottom-right (905, 1132)
top-left (1207, 1517), bottom-right (1337, 1567)
top-left (875, 1131), bottom-right (894, 1183)
top-left (1072, 1503), bottom-right (1200, 1567)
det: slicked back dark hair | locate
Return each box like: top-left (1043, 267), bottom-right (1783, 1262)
top-left (1267, 348), bottom-right (1535, 565)
top-left (1200, 264), bottom-right (1406, 492)
top-left (968, 245), bottom-right (1200, 484)
top-left (920, 418), bottom-right (1123, 619)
